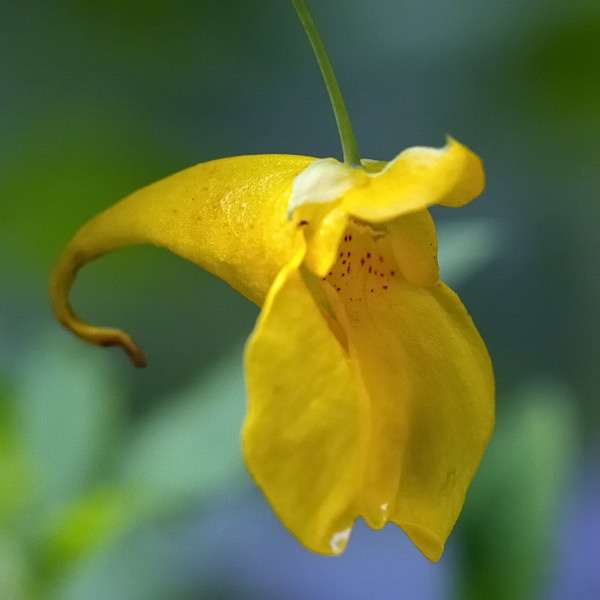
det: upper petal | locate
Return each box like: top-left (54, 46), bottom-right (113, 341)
top-left (340, 137), bottom-right (485, 222)
top-left (49, 154), bottom-right (314, 364)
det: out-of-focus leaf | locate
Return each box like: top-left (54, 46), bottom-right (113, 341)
top-left (436, 217), bottom-right (503, 288)
top-left (0, 535), bottom-right (31, 600)
top-left (50, 524), bottom-right (187, 600)
top-left (38, 486), bottom-right (137, 579)
top-left (458, 377), bottom-right (579, 600)
top-left (119, 343), bottom-right (248, 517)
top-left (15, 329), bottom-right (124, 515)
top-left (0, 381), bottom-right (31, 526)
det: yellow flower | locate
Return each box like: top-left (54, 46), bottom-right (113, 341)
top-left (50, 136), bottom-right (494, 562)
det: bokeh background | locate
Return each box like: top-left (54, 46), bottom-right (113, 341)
top-left (2, 0), bottom-right (599, 598)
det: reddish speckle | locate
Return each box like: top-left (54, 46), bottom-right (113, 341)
top-left (344, 235), bottom-right (348, 242)
top-left (390, 270), bottom-right (395, 276)
top-left (367, 252), bottom-right (371, 259)
top-left (337, 287), bottom-right (341, 291)
top-left (368, 266), bottom-right (372, 274)
top-left (361, 258), bottom-right (365, 266)
top-left (347, 251), bottom-right (351, 257)
top-left (380, 273), bottom-right (384, 278)
top-left (347, 264), bottom-right (351, 274)
top-left (339, 252), bottom-right (344, 258)
top-left (379, 256), bottom-right (384, 262)
top-left (342, 260), bottom-right (346, 265)
top-left (370, 288), bottom-right (374, 293)
top-left (383, 285), bottom-right (388, 290)
top-left (348, 235), bottom-right (352, 241)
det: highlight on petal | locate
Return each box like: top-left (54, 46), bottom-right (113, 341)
top-left (287, 157), bottom-right (357, 217)
top-left (49, 155), bottom-right (313, 365)
top-left (243, 245), bottom-right (366, 555)
top-left (288, 158), bottom-right (359, 276)
top-left (340, 137), bottom-right (485, 222)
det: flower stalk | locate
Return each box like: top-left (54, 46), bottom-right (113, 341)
top-left (291, 0), bottom-right (361, 167)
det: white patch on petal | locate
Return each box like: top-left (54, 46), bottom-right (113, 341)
top-left (329, 527), bottom-right (352, 554)
top-left (380, 503), bottom-right (389, 512)
top-left (288, 158), bottom-right (356, 218)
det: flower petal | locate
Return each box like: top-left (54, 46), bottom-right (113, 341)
top-left (49, 154), bottom-right (313, 364)
top-left (388, 209), bottom-right (440, 286)
top-left (244, 246), bottom-right (365, 555)
top-left (326, 229), bottom-right (494, 561)
top-left (298, 205), bottom-right (350, 277)
top-left (341, 137), bottom-right (485, 222)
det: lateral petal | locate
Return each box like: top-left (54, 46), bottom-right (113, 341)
top-left (325, 226), bottom-right (494, 562)
top-left (243, 246), bottom-right (365, 555)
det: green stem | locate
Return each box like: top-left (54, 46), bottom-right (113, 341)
top-left (291, 0), bottom-right (361, 167)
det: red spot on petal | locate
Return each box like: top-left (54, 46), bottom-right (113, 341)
top-left (367, 252), bottom-right (371, 259)
top-left (390, 270), bottom-right (395, 276)
top-left (383, 285), bottom-right (388, 290)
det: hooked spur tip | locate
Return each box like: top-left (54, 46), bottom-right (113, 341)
top-left (53, 313), bottom-right (148, 368)
top-left (97, 328), bottom-right (148, 368)
top-left (49, 234), bottom-right (148, 368)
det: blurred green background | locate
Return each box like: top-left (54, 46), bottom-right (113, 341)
top-left (2, 0), bottom-right (599, 598)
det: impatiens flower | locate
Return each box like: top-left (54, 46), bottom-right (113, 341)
top-left (50, 137), bottom-right (494, 562)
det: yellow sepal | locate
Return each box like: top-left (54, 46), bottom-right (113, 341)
top-left (49, 154), bottom-right (313, 364)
